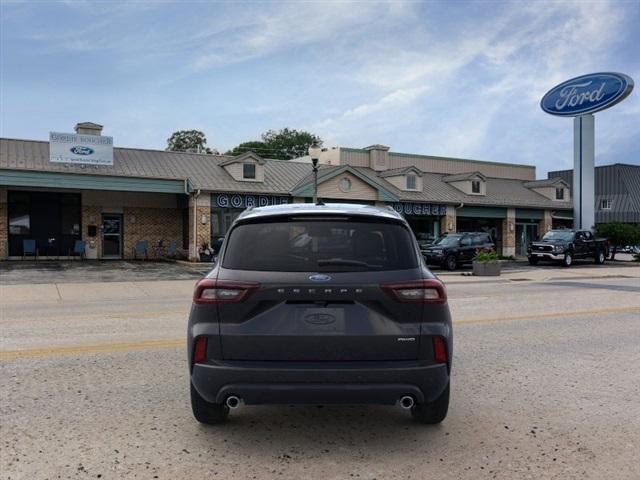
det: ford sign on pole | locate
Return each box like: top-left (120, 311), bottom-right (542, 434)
top-left (541, 72), bottom-right (634, 116)
top-left (49, 132), bottom-right (114, 166)
top-left (541, 72), bottom-right (634, 230)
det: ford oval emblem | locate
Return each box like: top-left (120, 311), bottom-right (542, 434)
top-left (309, 274), bottom-right (331, 282)
top-left (541, 72), bottom-right (634, 117)
top-left (70, 146), bottom-right (95, 155)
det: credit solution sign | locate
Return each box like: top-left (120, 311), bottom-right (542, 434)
top-left (49, 132), bottom-right (114, 166)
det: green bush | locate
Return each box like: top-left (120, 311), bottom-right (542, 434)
top-left (594, 222), bottom-right (640, 260)
top-left (474, 250), bottom-right (499, 263)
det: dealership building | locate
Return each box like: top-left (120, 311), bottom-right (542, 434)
top-left (0, 122), bottom-right (573, 261)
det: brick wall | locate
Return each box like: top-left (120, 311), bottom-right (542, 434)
top-left (81, 205), bottom-right (103, 259)
top-left (501, 208), bottom-right (516, 257)
top-left (440, 205), bottom-right (457, 234)
top-left (123, 207), bottom-right (183, 260)
top-left (0, 188), bottom-right (7, 260)
top-left (188, 193), bottom-right (211, 261)
top-left (539, 210), bottom-right (553, 236)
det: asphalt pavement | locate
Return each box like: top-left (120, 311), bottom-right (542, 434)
top-left (1, 264), bottom-right (639, 479)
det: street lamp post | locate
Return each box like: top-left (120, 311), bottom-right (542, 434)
top-left (308, 140), bottom-right (322, 205)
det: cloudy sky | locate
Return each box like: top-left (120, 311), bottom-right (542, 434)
top-left (1, 0), bottom-right (638, 176)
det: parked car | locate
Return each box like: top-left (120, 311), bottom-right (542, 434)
top-left (188, 203), bottom-right (453, 425)
top-left (415, 232), bottom-right (436, 251)
top-left (422, 232), bottom-right (495, 271)
top-left (527, 230), bottom-right (608, 267)
top-left (618, 245), bottom-right (640, 254)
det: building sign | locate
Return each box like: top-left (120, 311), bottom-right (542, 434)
top-left (391, 203), bottom-right (447, 216)
top-left (540, 72), bottom-right (634, 117)
top-left (213, 193), bottom-right (290, 209)
top-left (540, 72), bottom-right (634, 230)
top-left (49, 132), bottom-right (114, 166)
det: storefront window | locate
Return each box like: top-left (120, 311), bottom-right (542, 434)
top-left (9, 192), bottom-right (30, 234)
top-left (60, 194), bottom-right (81, 235)
top-left (7, 191), bottom-right (81, 257)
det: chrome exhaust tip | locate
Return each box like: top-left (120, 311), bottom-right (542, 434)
top-left (226, 395), bottom-right (241, 409)
top-left (399, 395), bottom-right (415, 410)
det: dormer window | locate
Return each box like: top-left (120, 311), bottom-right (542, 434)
top-left (406, 174), bottom-right (417, 190)
top-left (471, 180), bottom-right (481, 194)
top-left (555, 187), bottom-right (564, 200)
top-left (243, 163), bottom-right (256, 179)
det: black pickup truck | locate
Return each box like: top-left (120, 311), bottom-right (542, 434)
top-left (527, 230), bottom-right (609, 267)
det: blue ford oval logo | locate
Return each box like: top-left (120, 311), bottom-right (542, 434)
top-left (541, 72), bottom-right (634, 117)
top-left (309, 274), bottom-right (331, 282)
top-left (70, 146), bottom-right (95, 155)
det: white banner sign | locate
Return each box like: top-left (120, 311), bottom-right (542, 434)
top-left (49, 132), bottom-right (114, 166)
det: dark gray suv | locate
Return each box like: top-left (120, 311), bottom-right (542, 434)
top-left (188, 203), bottom-right (453, 424)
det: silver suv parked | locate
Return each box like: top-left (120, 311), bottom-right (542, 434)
top-left (188, 203), bottom-right (453, 424)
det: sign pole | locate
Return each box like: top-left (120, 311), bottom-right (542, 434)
top-left (572, 115), bottom-right (595, 230)
top-left (541, 72), bottom-right (633, 231)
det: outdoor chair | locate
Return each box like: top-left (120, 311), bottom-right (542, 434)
top-left (69, 240), bottom-right (86, 260)
top-left (166, 241), bottom-right (177, 258)
top-left (22, 239), bottom-right (38, 260)
top-left (133, 240), bottom-right (149, 260)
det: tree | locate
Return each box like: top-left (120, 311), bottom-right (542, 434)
top-left (226, 128), bottom-right (322, 160)
top-left (594, 222), bottom-right (640, 260)
top-left (225, 141), bottom-right (268, 157)
top-left (166, 130), bottom-right (217, 154)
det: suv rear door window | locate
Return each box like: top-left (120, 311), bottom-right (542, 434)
top-left (222, 219), bottom-right (418, 271)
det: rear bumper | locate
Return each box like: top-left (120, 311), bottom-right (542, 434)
top-left (191, 359), bottom-right (449, 406)
top-left (423, 254), bottom-right (445, 265)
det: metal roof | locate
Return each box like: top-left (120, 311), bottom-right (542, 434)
top-left (378, 166), bottom-right (423, 178)
top-left (0, 137), bottom-right (573, 210)
top-left (0, 138), bottom-right (310, 194)
top-left (548, 164), bottom-right (640, 222)
top-left (523, 178), bottom-right (567, 188)
top-left (443, 171), bottom-right (487, 182)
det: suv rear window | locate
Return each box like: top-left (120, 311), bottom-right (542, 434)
top-left (222, 218), bottom-right (419, 272)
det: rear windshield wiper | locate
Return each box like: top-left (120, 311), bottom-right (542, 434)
top-left (317, 258), bottom-right (382, 269)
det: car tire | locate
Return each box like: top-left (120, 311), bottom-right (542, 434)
top-left (190, 383), bottom-right (229, 425)
top-left (411, 383), bottom-right (450, 424)
top-left (528, 257), bottom-right (539, 266)
top-left (444, 255), bottom-right (457, 271)
top-left (595, 250), bottom-right (606, 265)
top-left (562, 252), bottom-right (573, 268)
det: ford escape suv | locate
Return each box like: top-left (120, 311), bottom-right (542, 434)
top-left (188, 203), bottom-right (453, 424)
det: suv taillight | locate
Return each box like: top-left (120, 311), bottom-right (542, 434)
top-left (380, 279), bottom-right (447, 304)
top-left (193, 279), bottom-right (259, 304)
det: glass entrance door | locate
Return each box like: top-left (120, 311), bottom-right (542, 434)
top-left (516, 223), bottom-right (539, 257)
top-left (102, 214), bottom-right (123, 259)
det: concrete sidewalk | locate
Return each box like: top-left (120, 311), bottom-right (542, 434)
top-left (0, 260), bottom-right (211, 285)
top-left (0, 279), bottom-right (196, 305)
top-left (438, 263), bottom-right (640, 284)
top-left (2, 264), bottom-right (638, 304)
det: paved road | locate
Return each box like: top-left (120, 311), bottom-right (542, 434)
top-left (2, 272), bottom-right (640, 479)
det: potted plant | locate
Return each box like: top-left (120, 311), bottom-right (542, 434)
top-left (198, 241), bottom-right (214, 262)
top-left (472, 250), bottom-right (501, 276)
